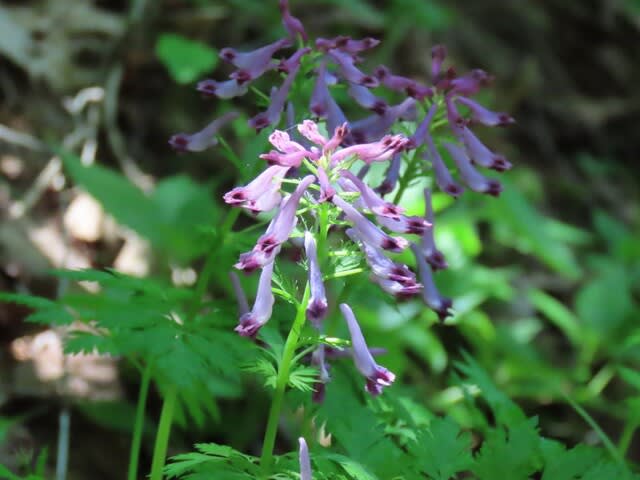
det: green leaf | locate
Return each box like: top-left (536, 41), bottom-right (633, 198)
top-left (156, 33), bottom-right (218, 84)
top-left (412, 417), bottom-right (472, 480)
top-left (528, 289), bottom-right (582, 345)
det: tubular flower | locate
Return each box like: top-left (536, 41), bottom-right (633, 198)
top-left (311, 343), bottom-right (331, 403)
top-left (304, 232), bottom-right (328, 327)
top-left (220, 37), bottom-right (291, 82)
top-left (168, 111), bottom-right (238, 152)
top-left (280, 0), bottom-right (307, 41)
top-left (421, 189), bottom-right (448, 271)
top-left (340, 303), bottom-right (396, 395)
top-left (443, 143), bottom-right (502, 196)
top-left (223, 165), bottom-right (290, 213)
top-left (376, 152), bottom-right (401, 195)
top-left (235, 260), bottom-right (275, 337)
top-left (298, 438), bottom-right (312, 480)
top-left (410, 243), bottom-right (452, 321)
top-left (196, 78), bottom-right (248, 99)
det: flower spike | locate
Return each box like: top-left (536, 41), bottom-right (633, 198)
top-left (340, 303), bottom-right (396, 395)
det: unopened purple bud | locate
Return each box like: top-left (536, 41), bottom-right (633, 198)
top-left (410, 243), bottom-right (452, 321)
top-left (340, 303), bottom-right (396, 395)
top-left (328, 49), bottom-right (379, 88)
top-left (333, 196), bottom-right (408, 252)
top-left (443, 143), bottom-right (502, 196)
top-left (310, 63), bottom-right (331, 117)
top-left (298, 438), bottom-right (312, 480)
top-left (347, 84), bottom-right (388, 114)
top-left (421, 189), bottom-right (447, 271)
top-left (223, 165), bottom-right (290, 212)
top-left (431, 45), bottom-right (447, 81)
top-left (316, 166), bottom-right (335, 202)
top-left (304, 232), bottom-right (328, 326)
top-left (455, 97), bottom-right (515, 127)
top-left (196, 79), bottom-right (249, 99)
top-left (169, 111), bottom-right (239, 152)
top-left (449, 69), bottom-right (494, 96)
top-left (376, 153), bottom-right (401, 196)
top-left (279, 0), bottom-right (308, 41)
top-left (460, 126), bottom-right (512, 171)
top-left (235, 261), bottom-right (275, 337)
top-left (249, 63), bottom-right (300, 131)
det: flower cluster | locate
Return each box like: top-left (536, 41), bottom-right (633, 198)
top-left (171, 1), bottom-right (515, 399)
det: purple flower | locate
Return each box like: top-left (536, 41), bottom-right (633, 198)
top-left (374, 65), bottom-right (432, 100)
top-left (420, 189), bottom-right (447, 271)
top-left (235, 175), bottom-right (315, 272)
top-left (407, 102), bottom-right (438, 150)
top-left (309, 62), bottom-right (332, 117)
top-left (229, 271), bottom-right (250, 316)
top-left (331, 134), bottom-right (408, 166)
top-left (460, 126), bottom-right (512, 172)
top-left (347, 228), bottom-right (421, 299)
top-left (316, 36), bottom-right (380, 54)
top-left (316, 166), bottom-right (335, 202)
top-left (260, 129), bottom-right (318, 167)
top-left (340, 303), bottom-right (395, 395)
top-left (168, 111), bottom-right (238, 152)
top-left (223, 165), bottom-right (290, 213)
top-left (298, 438), bottom-right (312, 480)
top-left (443, 142), bottom-right (502, 196)
top-left (410, 243), bottom-right (452, 321)
top-left (347, 84), bottom-right (388, 114)
top-left (249, 63), bottom-right (301, 131)
top-left (279, 0), bottom-right (308, 42)
top-left (448, 69), bottom-right (493, 96)
top-left (422, 137), bottom-right (464, 198)
top-left (376, 152), bottom-right (401, 195)
top-left (348, 97), bottom-right (416, 143)
top-left (277, 47), bottom-right (312, 74)
top-left (328, 49), bottom-right (379, 88)
top-left (339, 170), bottom-right (429, 235)
top-left (304, 232), bottom-right (328, 327)
top-left (196, 78), bottom-right (248, 99)
top-left (235, 261), bottom-right (275, 337)
top-left (455, 96), bottom-right (515, 127)
top-left (220, 37), bottom-right (291, 82)
top-left (332, 195), bottom-right (408, 253)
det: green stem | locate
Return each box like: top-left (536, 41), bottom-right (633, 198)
top-left (127, 361), bottom-right (152, 480)
top-left (618, 418), bottom-right (640, 458)
top-left (260, 283), bottom-right (311, 475)
top-left (149, 386), bottom-right (178, 480)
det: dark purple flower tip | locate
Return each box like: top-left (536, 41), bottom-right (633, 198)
top-left (485, 179), bottom-right (503, 197)
top-left (248, 113), bottom-right (271, 132)
top-left (196, 79), bottom-right (249, 99)
top-left (230, 69), bottom-right (253, 85)
top-left (490, 156), bottom-right (513, 172)
top-left (365, 367), bottom-right (396, 395)
top-left (410, 243), bottom-right (453, 321)
top-left (426, 250), bottom-right (448, 271)
top-left (449, 69), bottom-right (494, 96)
top-left (196, 79), bottom-right (217, 97)
top-left (168, 134), bottom-right (189, 153)
top-left (307, 298), bottom-right (328, 323)
top-left (278, 47), bottom-right (312, 74)
top-left (234, 319), bottom-right (261, 338)
top-left (406, 82), bottom-right (433, 100)
top-left (235, 261), bottom-right (275, 337)
top-left (312, 382), bottom-right (326, 403)
top-left (219, 47), bottom-right (237, 63)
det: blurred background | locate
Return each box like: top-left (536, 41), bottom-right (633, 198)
top-left (1, 0), bottom-right (639, 478)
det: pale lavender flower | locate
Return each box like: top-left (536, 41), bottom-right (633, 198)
top-left (328, 49), bottom-right (379, 88)
top-left (235, 175), bottom-right (315, 272)
top-left (422, 138), bottom-right (464, 198)
top-left (260, 129), bottom-right (318, 167)
top-left (340, 303), bottom-right (396, 395)
top-left (279, 0), bottom-right (307, 41)
top-left (332, 195), bottom-right (408, 252)
top-left (347, 84), bottom-right (388, 115)
top-left (443, 143), bottom-right (502, 196)
top-left (298, 438), bottom-right (312, 480)
top-left (168, 111), bottom-right (239, 152)
top-left (229, 271), bottom-right (249, 316)
top-left (223, 165), bottom-right (290, 213)
top-left (304, 232), bottom-right (328, 326)
top-left (196, 78), bottom-right (248, 99)
top-left (421, 189), bottom-right (447, 271)
top-left (456, 96), bottom-right (515, 127)
top-left (235, 261), bottom-right (275, 337)
top-left (331, 134), bottom-right (408, 166)
top-left (410, 243), bottom-right (452, 321)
